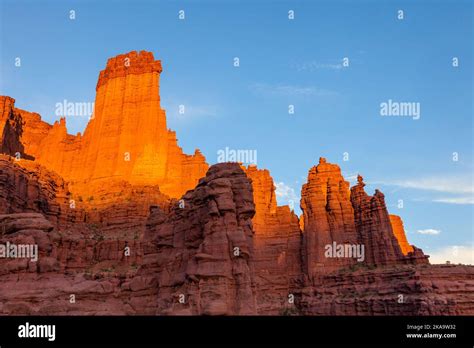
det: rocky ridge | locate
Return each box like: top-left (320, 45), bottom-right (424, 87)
top-left (0, 51), bottom-right (470, 315)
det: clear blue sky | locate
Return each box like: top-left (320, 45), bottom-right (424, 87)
top-left (0, 0), bottom-right (472, 263)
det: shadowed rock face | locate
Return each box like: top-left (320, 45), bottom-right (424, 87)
top-left (299, 159), bottom-right (428, 280)
top-left (143, 163), bottom-right (256, 315)
top-left (0, 96), bottom-right (25, 158)
top-left (301, 158), bottom-right (359, 277)
top-left (245, 166), bottom-right (303, 314)
top-left (0, 51), bottom-right (468, 316)
top-left (0, 154), bottom-right (468, 315)
top-left (350, 175), bottom-right (405, 266)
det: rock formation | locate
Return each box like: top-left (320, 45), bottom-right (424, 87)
top-left (350, 174), bottom-right (405, 266)
top-left (143, 163), bottom-right (256, 315)
top-left (300, 157), bottom-right (359, 277)
top-left (0, 51), bottom-right (208, 199)
top-left (299, 159), bottom-right (428, 277)
top-left (298, 263), bottom-right (474, 315)
top-left (0, 51), bottom-right (468, 316)
top-left (390, 214), bottom-right (414, 255)
top-left (245, 166), bottom-right (303, 314)
top-left (0, 154), bottom-right (70, 228)
top-left (0, 96), bottom-right (24, 157)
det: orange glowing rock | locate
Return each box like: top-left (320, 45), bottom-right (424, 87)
top-left (390, 214), bottom-right (414, 255)
top-left (244, 165), bottom-right (303, 313)
top-left (2, 51), bottom-right (208, 199)
top-left (244, 166), bottom-right (278, 232)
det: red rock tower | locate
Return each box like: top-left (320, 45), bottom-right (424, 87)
top-left (83, 51), bottom-right (168, 183)
top-left (1, 51), bottom-right (209, 198)
top-left (389, 214), bottom-right (414, 255)
top-left (350, 175), bottom-right (405, 265)
top-left (300, 157), bottom-right (359, 277)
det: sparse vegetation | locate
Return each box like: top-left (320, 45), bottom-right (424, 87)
top-left (101, 266), bottom-right (114, 273)
top-left (87, 223), bottom-right (99, 230)
top-left (280, 307), bottom-right (300, 316)
top-left (338, 262), bottom-right (376, 274)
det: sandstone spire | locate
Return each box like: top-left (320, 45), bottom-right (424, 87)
top-left (244, 165), bottom-right (303, 313)
top-left (0, 51), bottom-right (209, 198)
top-left (389, 214), bottom-right (414, 255)
top-left (300, 158), bottom-right (358, 277)
top-left (350, 177), bottom-right (405, 266)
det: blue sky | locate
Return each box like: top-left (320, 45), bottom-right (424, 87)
top-left (0, 0), bottom-right (472, 263)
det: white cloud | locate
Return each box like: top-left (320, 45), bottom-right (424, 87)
top-left (417, 229), bottom-right (441, 235)
top-left (275, 182), bottom-right (299, 207)
top-left (428, 245), bottom-right (474, 265)
top-left (162, 99), bottom-right (218, 121)
top-left (380, 176), bottom-right (473, 194)
top-left (249, 83), bottom-right (338, 98)
top-left (433, 196), bottom-right (474, 205)
top-left (375, 175), bottom-right (474, 205)
top-left (343, 172), bottom-right (359, 185)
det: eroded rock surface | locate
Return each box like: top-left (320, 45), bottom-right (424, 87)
top-left (0, 51), bottom-right (468, 316)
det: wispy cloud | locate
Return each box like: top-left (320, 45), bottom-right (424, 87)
top-left (417, 229), bottom-right (441, 235)
top-left (428, 245), bottom-right (474, 265)
top-left (343, 172), bottom-right (359, 185)
top-left (275, 182), bottom-right (299, 208)
top-left (292, 60), bottom-right (343, 72)
top-left (375, 175), bottom-right (474, 205)
top-left (432, 197), bottom-right (474, 205)
top-left (378, 176), bottom-right (472, 194)
top-left (249, 83), bottom-right (338, 98)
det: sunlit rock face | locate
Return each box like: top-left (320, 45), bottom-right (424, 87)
top-left (0, 51), bottom-right (467, 316)
top-left (0, 51), bottom-right (208, 199)
top-left (245, 166), bottom-right (303, 314)
top-left (390, 214), bottom-right (414, 255)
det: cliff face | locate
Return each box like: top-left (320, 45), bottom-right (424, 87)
top-left (245, 166), bottom-right (303, 314)
top-left (0, 97), bottom-right (34, 159)
top-left (0, 51), bottom-right (208, 199)
top-left (0, 157), bottom-right (469, 315)
top-left (300, 158), bottom-right (359, 277)
top-left (143, 163), bottom-right (257, 315)
top-left (299, 159), bottom-right (428, 278)
top-left (390, 214), bottom-right (414, 255)
top-left (0, 51), bottom-right (467, 316)
top-left (298, 264), bottom-right (474, 315)
top-left (75, 51), bottom-right (207, 197)
top-left (350, 175), bottom-right (405, 266)
top-left (0, 155), bottom-right (70, 227)
top-left (0, 155), bottom-right (171, 315)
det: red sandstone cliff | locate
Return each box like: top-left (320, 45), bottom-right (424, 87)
top-left (0, 51), bottom-right (208, 199)
top-left (350, 174), bottom-right (405, 266)
top-left (245, 166), bottom-right (303, 314)
top-left (300, 157), bottom-right (359, 277)
top-left (0, 51), bottom-right (467, 316)
top-left (143, 163), bottom-right (256, 315)
top-left (0, 158), bottom-right (466, 315)
top-left (390, 214), bottom-right (414, 255)
top-left (298, 159), bottom-right (428, 277)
